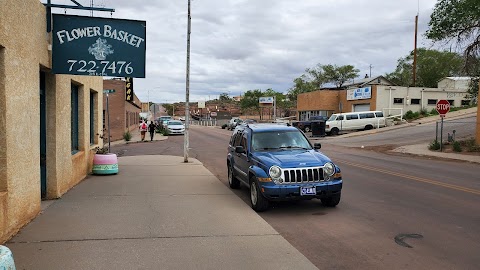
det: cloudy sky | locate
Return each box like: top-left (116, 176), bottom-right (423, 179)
top-left (52, 0), bottom-right (439, 103)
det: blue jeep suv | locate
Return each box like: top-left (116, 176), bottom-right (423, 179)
top-left (227, 123), bottom-right (343, 212)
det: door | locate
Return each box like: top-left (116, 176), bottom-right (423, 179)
top-left (236, 131), bottom-right (251, 183)
top-left (40, 71), bottom-right (47, 198)
top-left (353, 103), bottom-right (370, 112)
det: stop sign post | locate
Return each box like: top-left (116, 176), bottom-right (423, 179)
top-left (436, 100), bottom-right (450, 151)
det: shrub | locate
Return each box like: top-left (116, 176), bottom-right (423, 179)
top-left (452, 141), bottom-right (462, 152)
top-left (160, 129), bottom-right (169, 136)
top-left (404, 110), bottom-right (421, 120)
top-left (155, 125), bottom-right (164, 133)
top-left (123, 131), bottom-right (132, 141)
top-left (428, 140), bottom-right (440, 150)
top-left (462, 138), bottom-right (480, 152)
top-left (430, 108), bottom-right (439, 115)
top-left (419, 108), bottom-right (428, 116)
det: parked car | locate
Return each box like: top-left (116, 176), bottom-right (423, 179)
top-left (227, 123), bottom-right (343, 212)
top-left (166, 120), bottom-right (185, 135)
top-left (325, 111), bottom-right (386, 135)
top-left (227, 118), bottom-right (243, 130)
top-left (292, 115), bottom-right (329, 132)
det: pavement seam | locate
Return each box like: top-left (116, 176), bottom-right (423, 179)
top-left (8, 233), bottom-right (281, 244)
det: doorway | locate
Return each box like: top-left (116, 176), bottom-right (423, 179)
top-left (40, 71), bottom-right (46, 198)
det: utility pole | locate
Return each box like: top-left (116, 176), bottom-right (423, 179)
top-left (184, 0), bottom-right (191, 163)
top-left (413, 14), bottom-right (418, 87)
top-left (369, 64), bottom-right (373, 78)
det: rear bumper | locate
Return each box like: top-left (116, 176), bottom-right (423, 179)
top-left (260, 181), bottom-right (342, 201)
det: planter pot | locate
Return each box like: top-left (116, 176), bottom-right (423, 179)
top-left (93, 153), bottom-right (119, 175)
top-left (0, 245), bottom-right (16, 269)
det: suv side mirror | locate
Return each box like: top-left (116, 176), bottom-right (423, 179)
top-left (314, 143), bottom-right (321, 149)
top-left (235, 146), bottom-right (246, 153)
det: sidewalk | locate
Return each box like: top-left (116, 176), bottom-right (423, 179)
top-left (5, 155), bottom-right (317, 270)
top-left (110, 129), bottom-right (168, 147)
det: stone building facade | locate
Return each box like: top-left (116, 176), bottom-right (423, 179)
top-left (103, 79), bottom-right (141, 142)
top-left (1, 0), bottom-right (104, 242)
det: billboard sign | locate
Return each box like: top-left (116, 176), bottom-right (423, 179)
top-left (347, 86), bottom-right (372, 101)
top-left (52, 14), bottom-right (146, 77)
top-left (259, 97), bottom-right (274, 107)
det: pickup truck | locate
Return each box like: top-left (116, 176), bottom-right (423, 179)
top-left (292, 116), bottom-right (328, 132)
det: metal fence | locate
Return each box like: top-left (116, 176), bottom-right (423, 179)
top-left (435, 119), bottom-right (477, 144)
top-left (189, 119), bottom-right (218, 126)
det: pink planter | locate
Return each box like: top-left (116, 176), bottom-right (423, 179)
top-left (92, 153), bottom-right (118, 175)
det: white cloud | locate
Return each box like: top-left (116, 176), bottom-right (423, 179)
top-left (50, 0), bottom-right (439, 103)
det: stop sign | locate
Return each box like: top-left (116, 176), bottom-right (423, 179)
top-left (436, 100), bottom-right (450, 117)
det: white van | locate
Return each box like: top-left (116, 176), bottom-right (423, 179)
top-left (325, 111), bottom-right (386, 135)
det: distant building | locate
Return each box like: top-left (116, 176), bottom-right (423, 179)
top-left (297, 75), bottom-right (472, 121)
top-left (232, 96), bottom-right (243, 102)
top-left (437, 77), bottom-right (472, 91)
top-left (103, 79), bottom-right (142, 142)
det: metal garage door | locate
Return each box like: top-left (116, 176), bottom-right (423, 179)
top-left (353, 104), bottom-right (370, 112)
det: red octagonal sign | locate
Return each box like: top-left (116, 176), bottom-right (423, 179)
top-left (436, 99), bottom-right (450, 117)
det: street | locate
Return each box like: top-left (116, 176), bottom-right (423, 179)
top-left (111, 125), bottom-right (480, 270)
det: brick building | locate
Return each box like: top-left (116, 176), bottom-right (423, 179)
top-left (297, 76), bottom-right (473, 121)
top-left (103, 79), bottom-right (142, 142)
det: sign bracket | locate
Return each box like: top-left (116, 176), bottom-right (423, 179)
top-left (44, 0), bottom-right (115, 32)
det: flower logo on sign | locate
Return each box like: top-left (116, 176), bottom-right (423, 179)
top-left (88, 38), bottom-right (114, 60)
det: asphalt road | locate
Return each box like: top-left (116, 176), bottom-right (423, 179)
top-left (321, 115), bottom-right (477, 147)
top-left (111, 125), bottom-right (480, 270)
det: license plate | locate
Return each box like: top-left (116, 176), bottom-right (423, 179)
top-left (300, 187), bottom-right (316, 196)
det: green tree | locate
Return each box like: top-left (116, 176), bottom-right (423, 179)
top-left (163, 103), bottom-right (174, 116)
top-left (286, 76), bottom-right (317, 103)
top-left (219, 92), bottom-right (230, 101)
top-left (240, 89), bottom-right (263, 117)
top-left (321, 64), bottom-right (359, 88)
top-left (385, 48), bottom-right (464, 87)
top-left (286, 63), bottom-right (359, 103)
top-left (426, 0), bottom-right (480, 73)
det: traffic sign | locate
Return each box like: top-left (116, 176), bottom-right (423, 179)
top-left (436, 100), bottom-right (450, 117)
top-left (103, 89), bottom-right (115, 94)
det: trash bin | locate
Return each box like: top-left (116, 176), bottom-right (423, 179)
top-left (311, 121), bottom-right (326, 137)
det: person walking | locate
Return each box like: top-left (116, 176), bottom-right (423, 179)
top-left (139, 120), bottom-right (148, 141)
top-left (148, 121), bottom-right (156, 141)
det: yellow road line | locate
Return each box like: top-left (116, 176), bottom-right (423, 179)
top-left (337, 159), bottom-right (480, 196)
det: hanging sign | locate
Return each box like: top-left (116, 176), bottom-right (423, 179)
top-left (125, 77), bottom-right (134, 101)
top-left (52, 14), bottom-right (146, 77)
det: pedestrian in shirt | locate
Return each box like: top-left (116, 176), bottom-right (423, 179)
top-left (148, 121), bottom-right (156, 141)
top-left (139, 120), bottom-right (148, 141)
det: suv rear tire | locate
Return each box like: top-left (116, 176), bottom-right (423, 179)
top-left (228, 165), bottom-right (241, 189)
top-left (250, 177), bottom-right (269, 212)
top-left (321, 193), bottom-right (341, 207)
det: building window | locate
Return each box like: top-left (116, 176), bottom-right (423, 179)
top-left (461, 100), bottom-right (470, 106)
top-left (393, 98), bottom-right (404, 104)
top-left (427, 99), bottom-right (437, 105)
top-left (71, 84), bottom-right (79, 153)
top-left (411, 99), bottom-right (421, 105)
top-left (447, 100), bottom-right (454, 106)
top-left (90, 91), bottom-right (97, 145)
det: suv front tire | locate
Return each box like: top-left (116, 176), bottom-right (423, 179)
top-left (250, 177), bottom-right (269, 212)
